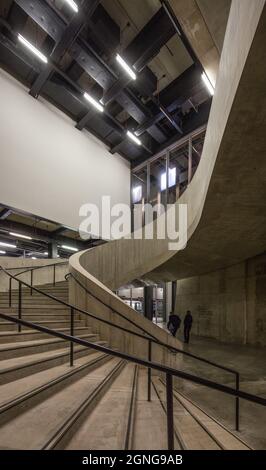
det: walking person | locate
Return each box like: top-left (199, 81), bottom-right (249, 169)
top-left (167, 311), bottom-right (181, 337)
top-left (184, 310), bottom-right (193, 344)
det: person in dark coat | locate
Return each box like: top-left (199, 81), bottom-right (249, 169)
top-left (167, 312), bottom-right (181, 337)
top-left (184, 310), bottom-right (193, 343)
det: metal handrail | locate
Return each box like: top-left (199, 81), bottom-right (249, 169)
top-left (66, 272), bottom-right (238, 375)
top-left (5, 261), bottom-right (69, 302)
top-left (4, 261), bottom-right (68, 272)
top-left (1, 265), bottom-right (240, 430)
top-left (0, 310), bottom-right (265, 450)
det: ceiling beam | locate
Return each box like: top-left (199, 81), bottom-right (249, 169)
top-left (0, 219), bottom-right (87, 249)
top-left (0, 209), bottom-right (12, 220)
top-left (101, 7), bottom-right (175, 106)
top-left (13, 0), bottom-right (167, 145)
top-left (27, 0), bottom-right (100, 98)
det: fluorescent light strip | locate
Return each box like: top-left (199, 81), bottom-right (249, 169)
top-left (9, 231), bottom-right (32, 240)
top-left (64, 0), bottom-right (79, 13)
top-left (61, 245), bottom-right (78, 252)
top-left (0, 241), bottom-right (16, 249)
top-left (84, 92), bottom-right (104, 112)
top-left (127, 130), bottom-right (141, 146)
top-left (0, 250), bottom-right (6, 254)
top-left (202, 72), bottom-right (214, 96)
top-left (31, 257), bottom-right (37, 260)
top-left (116, 54), bottom-right (136, 80)
top-left (18, 34), bottom-right (48, 64)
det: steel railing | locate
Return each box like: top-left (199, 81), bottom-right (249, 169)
top-left (0, 310), bottom-right (265, 450)
top-left (1, 265), bottom-right (243, 431)
top-left (4, 261), bottom-right (68, 306)
top-left (66, 271), bottom-right (241, 429)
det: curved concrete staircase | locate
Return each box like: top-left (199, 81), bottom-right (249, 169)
top-left (0, 1), bottom-right (265, 452)
top-left (0, 280), bottom-right (252, 450)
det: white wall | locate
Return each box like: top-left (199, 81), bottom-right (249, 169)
top-left (0, 69), bottom-right (130, 237)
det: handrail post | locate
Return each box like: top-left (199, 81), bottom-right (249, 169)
top-left (70, 307), bottom-right (74, 367)
top-left (166, 373), bottom-right (174, 450)
top-left (235, 372), bottom-right (240, 431)
top-left (147, 339), bottom-right (152, 401)
top-left (53, 264), bottom-right (56, 286)
top-left (18, 281), bottom-right (22, 333)
top-left (9, 277), bottom-right (12, 307)
top-left (30, 269), bottom-right (33, 296)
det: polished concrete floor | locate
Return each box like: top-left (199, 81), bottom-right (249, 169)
top-left (169, 330), bottom-right (266, 449)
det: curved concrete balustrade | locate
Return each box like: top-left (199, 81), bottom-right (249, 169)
top-left (69, 1), bottom-right (266, 360)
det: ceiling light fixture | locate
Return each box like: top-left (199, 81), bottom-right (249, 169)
top-left (9, 232), bottom-right (32, 240)
top-left (0, 250), bottom-right (6, 255)
top-left (18, 34), bottom-right (48, 64)
top-left (0, 241), bottom-right (16, 249)
top-left (61, 245), bottom-right (78, 252)
top-left (126, 130), bottom-right (142, 146)
top-left (84, 92), bottom-right (104, 113)
top-left (202, 72), bottom-right (214, 96)
top-left (31, 257), bottom-right (37, 260)
top-left (63, 0), bottom-right (79, 13)
top-left (116, 54), bottom-right (136, 80)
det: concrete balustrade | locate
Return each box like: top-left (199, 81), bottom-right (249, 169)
top-left (69, 1), bottom-right (266, 363)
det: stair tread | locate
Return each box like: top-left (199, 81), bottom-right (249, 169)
top-left (0, 333), bottom-right (97, 352)
top-left (0, 326), bottom-right (88, 338)
top-left (132, 369), bottom-right (168, 450)
top-left (0, 352), bottom-right (107, 408)
top-left (0, 358), bottom-right (120, 450)
top-left (153, 378), bottom-right (220, 450)
top-left (0, 340), bottom-right (106, 373)
top-left (65, 362), bottom-right (135, 450)
top-left (173, 390), bottom-right (250, 450)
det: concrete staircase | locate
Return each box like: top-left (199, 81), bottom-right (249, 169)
top-left (0, 281), bottom-right (251, 450)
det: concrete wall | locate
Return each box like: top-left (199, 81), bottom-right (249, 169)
top-left (0, 257), bottom-right (68, 292)
top-left (174, 252), bottom-right (266, 347)
top-left (0, 69), bottom-right (130, 236)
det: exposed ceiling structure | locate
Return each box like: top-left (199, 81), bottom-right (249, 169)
top-left (0, 0), bottom-right (231, 165)
top-left (0, 204), bottom-right (103, 258)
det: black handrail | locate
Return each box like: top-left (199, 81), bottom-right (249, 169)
top-left (4, 261), bottom-right (68, 272)
top-left (0, 311), bottom-right (265, 450)
top-left (1, 265), bottom-right (240, 430)
top-left (66, 270), bottom-right (241, 431)
top-left (5, 261), bottom-right (68, 303)
top-left (66, 272), bottom-right (238, 374)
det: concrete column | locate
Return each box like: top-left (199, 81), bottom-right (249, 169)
top-left (144, 286), bottom-right (153, 321)
top-left (48, 242), bottom-right (58, 259)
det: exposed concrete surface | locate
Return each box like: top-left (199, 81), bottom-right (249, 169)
top-left (176, 335), bottom-right (266, 449)
top-left (69, 2), bottom-right (266, 365)
top-left (174, 252), bottom-right (266, 347)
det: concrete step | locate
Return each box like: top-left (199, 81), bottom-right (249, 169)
top-left (63, 363), bottom-right (136, 450)
top-left (0, 299), bottom-right (68, 305)
top-left (0, 307), bottom-right (70, 314)
top-left (171, 388), bottom-right (251, 450)
top-left (0, 313), bottom-right (76, 321)
top-left (0, 326), bottom-right (91, 344)
top-left (0, 358), bottom-right (122, 449)
top-left (0, 352), bottom-right (111, 425)
top-left (152, 378), bottom-right (251, 450)
top-left (0, 332), bottom-right (100, 359)
top-left (132, 368), bottom-right (169, 450)
top-left (0, 319), bottom-right (85, 332)
top-left (0, 340), bottom-right (107, 385)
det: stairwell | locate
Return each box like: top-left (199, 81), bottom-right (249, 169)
top-left (0, 280), bottom-right (252, 450)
